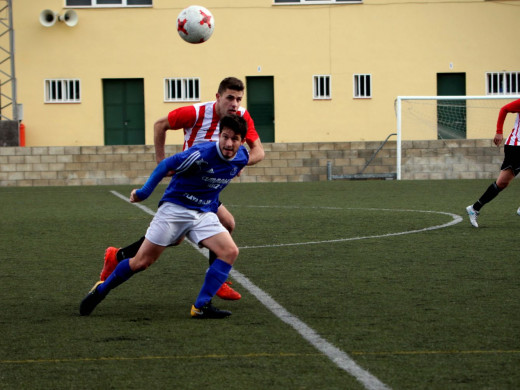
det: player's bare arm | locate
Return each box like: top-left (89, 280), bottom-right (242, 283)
top-left (246, 138), bottom-right (265, 166)
top-left (154, 116), bottom-right (171, 164)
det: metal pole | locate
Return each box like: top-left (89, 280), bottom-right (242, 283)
top-left (7, 0), bottom-right (17, 123)
top-left (396, 97), bottom-right (402, 180)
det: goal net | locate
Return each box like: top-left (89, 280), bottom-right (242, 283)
top-left (395, 95), bottom-right (520, 179)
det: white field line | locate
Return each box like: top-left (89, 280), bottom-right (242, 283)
top-left (233, 207), bottom-right (463, 249)
top-left (109, 191), bottom-right (459, 390)
top-left (227, 269), bottom-right (390, 390)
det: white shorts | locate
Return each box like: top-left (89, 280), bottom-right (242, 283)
top-left (145, 202), bottom-right (227, 247)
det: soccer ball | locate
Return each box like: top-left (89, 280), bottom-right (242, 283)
top-left (177, 5), bottom-right (215, 44)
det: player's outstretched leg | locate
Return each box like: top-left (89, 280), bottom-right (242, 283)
top-left (80, 259), bottom-right (135, 316)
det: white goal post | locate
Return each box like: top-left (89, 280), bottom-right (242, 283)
top-left (395, 95), bottom-right (520, 180)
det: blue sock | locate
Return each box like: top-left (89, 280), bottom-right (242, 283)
top-left (97, 258), bottom-right (135, 297)
top-left (194, 259), bottom-right (232, 309)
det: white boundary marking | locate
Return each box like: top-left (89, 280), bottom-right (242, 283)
top-left (231, 206), bottom-right (463, 249)
top-left (228, 270), bottom-right (390, 390)
top-left (110, 191), bottom-right (461, 390)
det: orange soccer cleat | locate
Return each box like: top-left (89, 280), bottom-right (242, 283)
top-left (215, 281), bottom-right (241, 301)
top-left (99, 247), bottom-right (119, 281)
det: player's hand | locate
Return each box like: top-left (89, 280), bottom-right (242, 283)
top-left (493, 133), bottom-right (503, 147)
top-left (130, 189), bottom-right (142, 203)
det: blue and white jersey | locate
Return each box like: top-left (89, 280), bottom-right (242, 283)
top-left (136, 141), bottom-right (249, 213)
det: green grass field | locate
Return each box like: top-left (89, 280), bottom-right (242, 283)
top-left (1, 180), bottom-right (519, 389)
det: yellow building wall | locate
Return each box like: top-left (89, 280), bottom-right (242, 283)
top-left (12, 0), bottom-right (520, 147)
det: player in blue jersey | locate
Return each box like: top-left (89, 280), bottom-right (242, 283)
top-left (79, 115), bottom-right (249, 319)
top-left (99, 77), bottom-right (263, 301)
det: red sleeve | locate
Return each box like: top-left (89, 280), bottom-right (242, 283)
top-left (167, 105), bottom-right (197, 130)
top-left (242, 110), bottom-right (260, 144)
top-left (496, 98), bottom-right (520, 134)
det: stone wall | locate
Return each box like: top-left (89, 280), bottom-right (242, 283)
top-left (0, 139), bottom-right (501, 187)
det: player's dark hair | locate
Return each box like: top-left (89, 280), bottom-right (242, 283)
top-left (220, 114), bottom-right (247, 140)
top-left (218, 77), bottom-right (244, 94)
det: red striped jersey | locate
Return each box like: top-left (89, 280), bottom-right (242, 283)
top-left (497, 98), bottom-right (520, 146)
top-left (167, 101), bottom-right (259, 150)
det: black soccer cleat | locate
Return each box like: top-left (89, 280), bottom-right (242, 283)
top-left (190, 301), bottom-right (232, 319)
top-left (79, 281), bottom-right (105, 316)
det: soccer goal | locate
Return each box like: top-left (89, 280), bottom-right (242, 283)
top-left (395, 95), bottom-right (520, 180)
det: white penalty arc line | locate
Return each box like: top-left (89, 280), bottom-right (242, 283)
top-left (233, 207), bottom-right (463, 249)
top-left (112, 191), bottom-right (430, 390)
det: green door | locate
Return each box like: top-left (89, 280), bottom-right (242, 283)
top-left (103, 79), bottom-right (145, 145)
top-left (246, 76), bottom-right (275, 143)
top-left (437, 73), bottom-right (466, 139)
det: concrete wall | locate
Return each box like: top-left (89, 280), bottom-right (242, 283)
top-left (0, 139), bottom-right (500, 187)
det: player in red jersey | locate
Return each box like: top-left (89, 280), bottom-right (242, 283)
top-left (100, 77), bottom-right (264, 299)
top-left (466, 98), bottom-right (520, 227)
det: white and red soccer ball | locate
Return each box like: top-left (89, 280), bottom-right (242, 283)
top-left (177, 5), bottom-right (215, 44)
